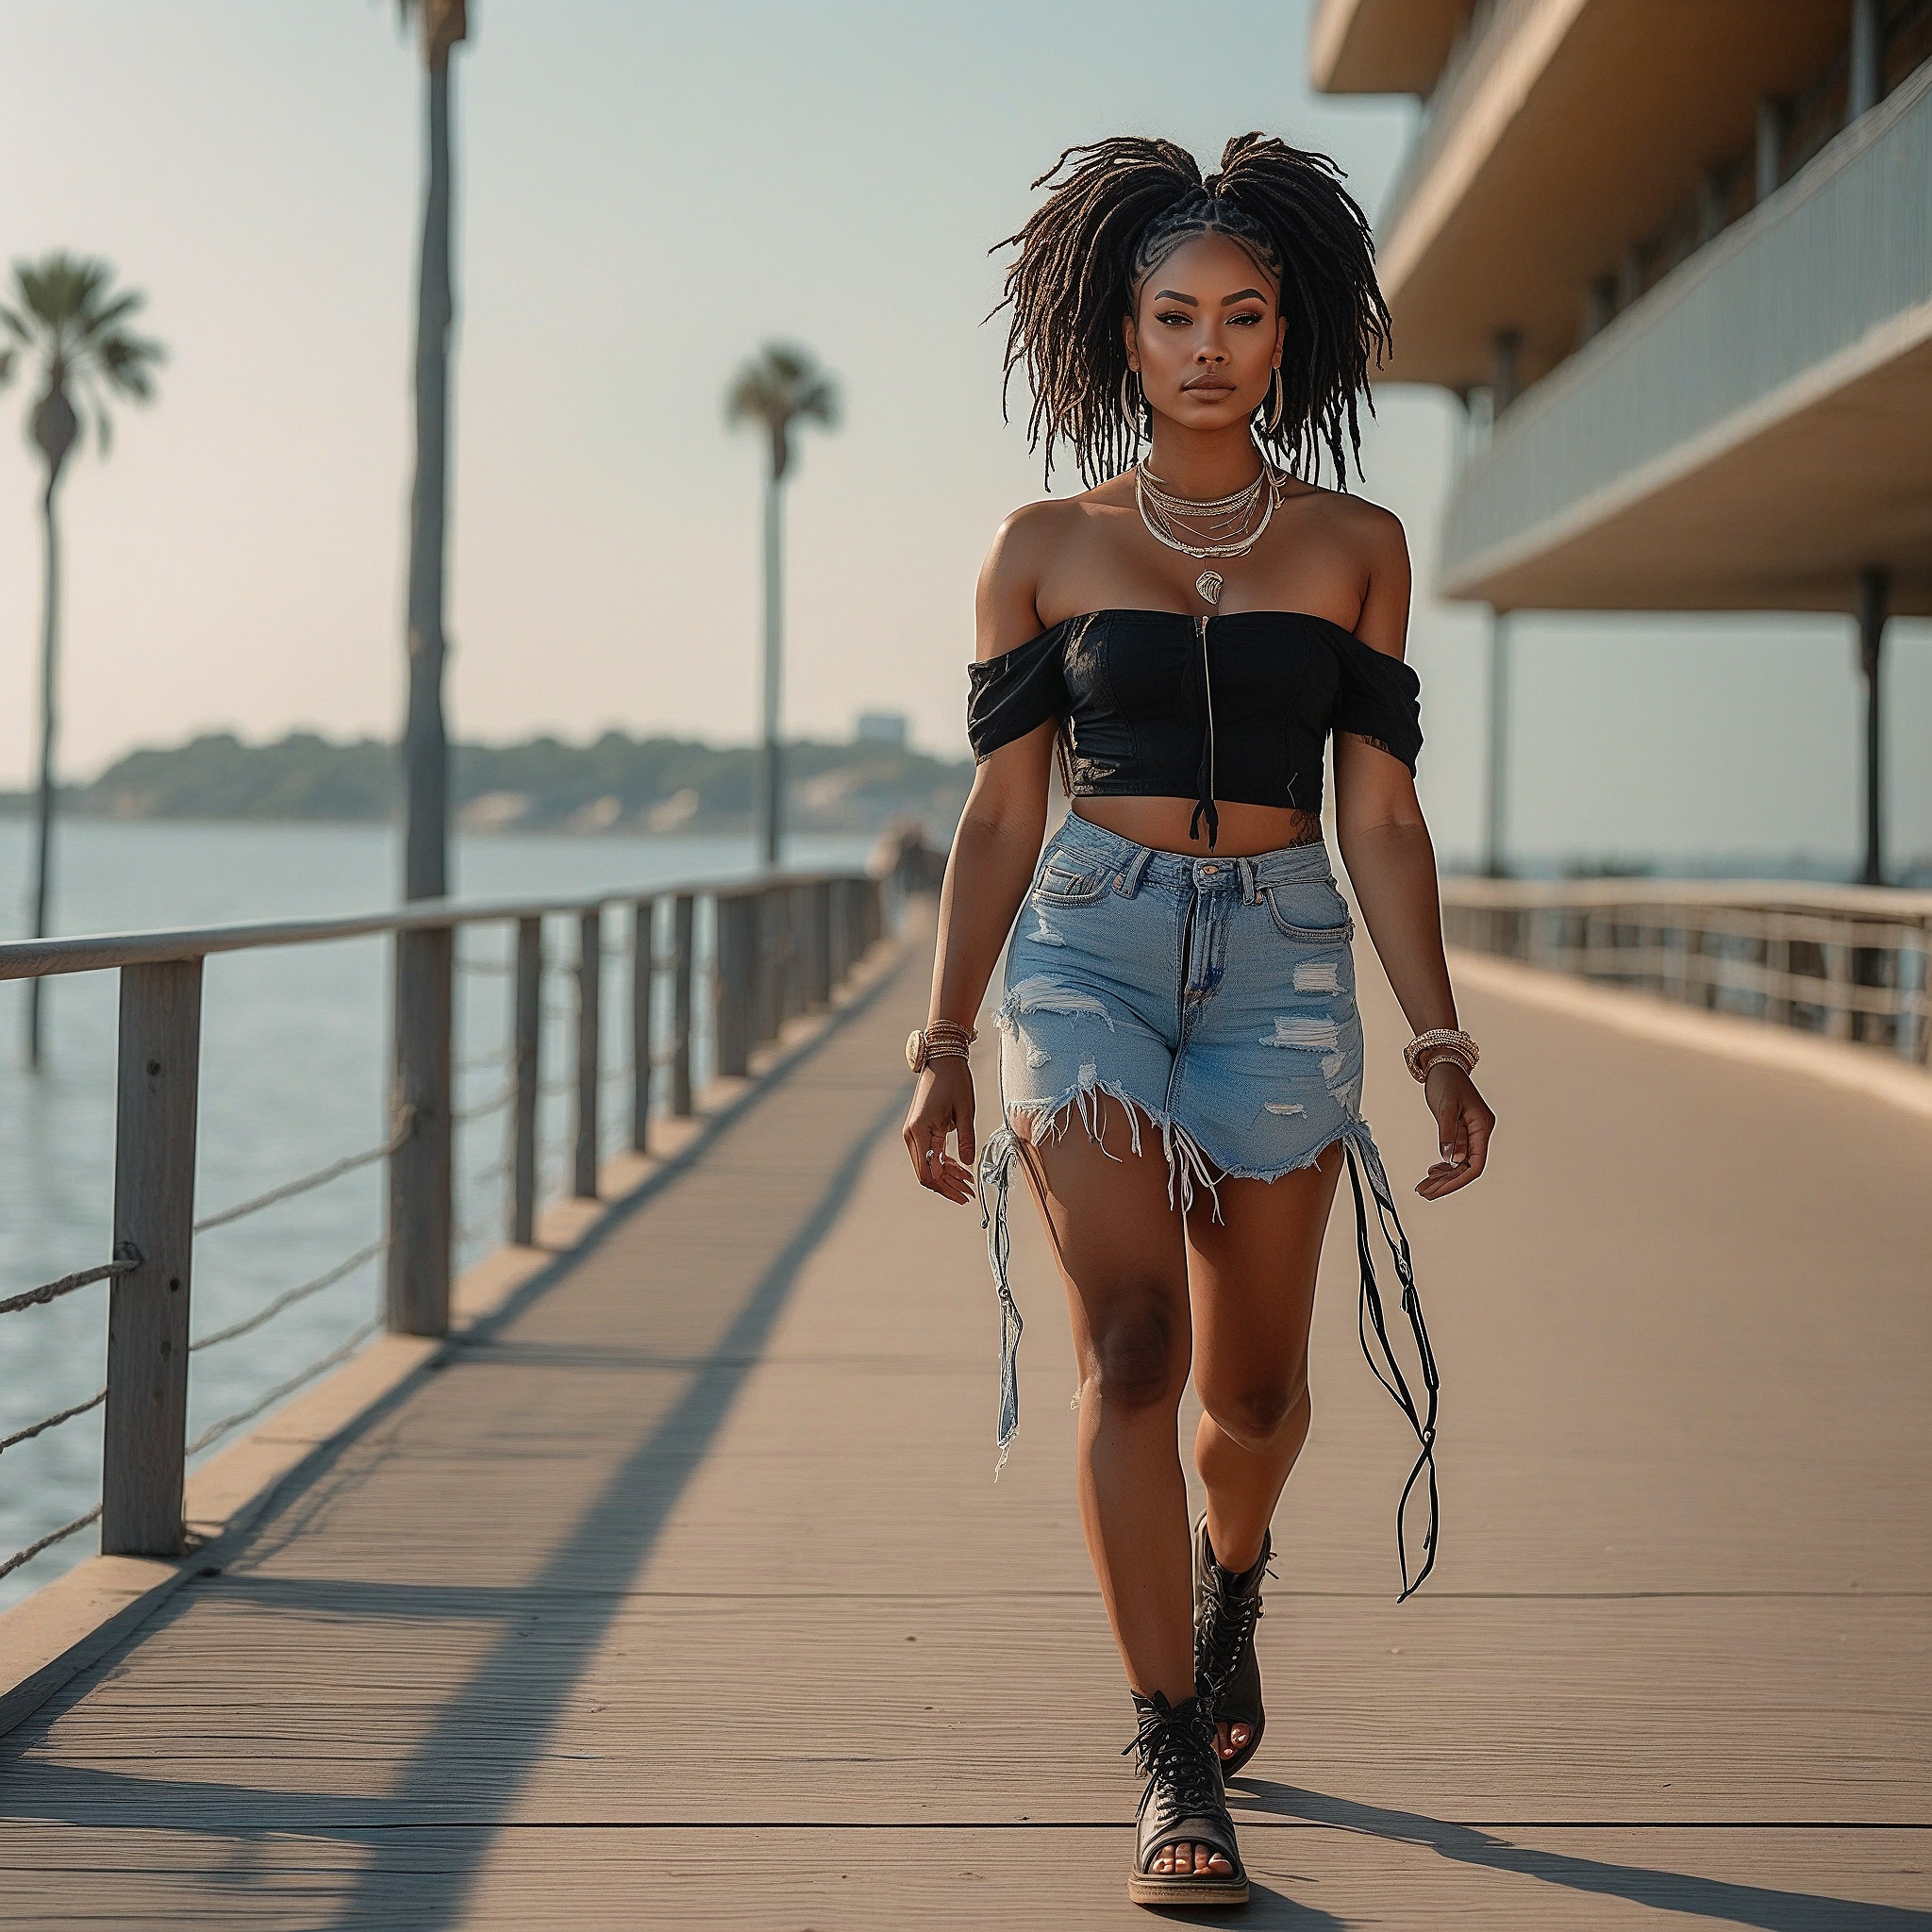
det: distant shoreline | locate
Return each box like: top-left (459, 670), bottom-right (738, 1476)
top-left (0, 727), bottom-right (973, 841)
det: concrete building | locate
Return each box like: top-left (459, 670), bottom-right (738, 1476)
top-left (1313, 0), bottom-right (1932, 880)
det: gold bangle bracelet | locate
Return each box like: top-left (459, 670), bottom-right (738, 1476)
top-left (1404, 1028), bottom-right (1478, 1082)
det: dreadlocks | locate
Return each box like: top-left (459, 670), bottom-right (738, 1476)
top-left (993, 133), bottom-right (1391, 490)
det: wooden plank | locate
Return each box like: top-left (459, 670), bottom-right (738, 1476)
top-left (101, 958), bottom-right (203, 1557)
top-left (14, 1586), bottom-right (1920, 1825)
top-left (0, 1824), bottom-right (1925, 1928)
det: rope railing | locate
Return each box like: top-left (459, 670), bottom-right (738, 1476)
top-left (189, 1238), bottom-right (388, 1356)
top-left (193, 1111), bottom-right (414, 1237)
top-left (0, 1387), bottom-right (108, 1458)
top-left (184, 1317), bottom-right (383, 1459)
top-left (0, 1253), bottom-right (139, 1320)
top-left (453, 1081), bottom-right (517, 1126)
top-left (0, 1506), bottom-right (103, 1586)
top-left (0, 863), bottom-right (891, 1587)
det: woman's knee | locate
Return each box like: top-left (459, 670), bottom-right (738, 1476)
top-left (1085, 1291), bottom-right (1189, 1410)
top-left (1201, 1371), bottom-right (1310, 1452)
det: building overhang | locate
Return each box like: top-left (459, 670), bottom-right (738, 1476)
top-left (1437, 66), bottom-right (1932, 617)
top-left (1377, 0), bottom-right (1854, 391)
top-left (1309, 0), bottom-right (1466, 94)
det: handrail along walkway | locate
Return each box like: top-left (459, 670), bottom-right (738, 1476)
top-left (1441, 875), bottom-right (1932, 1060)
top-left (0, 867), bottom-right (885, 1585)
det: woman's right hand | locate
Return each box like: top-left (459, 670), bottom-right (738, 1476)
top-left (903, 1058), bottom-right (978, 1204)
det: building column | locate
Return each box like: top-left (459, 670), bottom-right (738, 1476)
top-left (1850, 0), bottom-right (1886, 121)
top-left (1491, 330), bottom-right (1522, 413)
top-left (1756, 96), bottom-right (1787, 202)
top-left (1857, 567), bottom-right (1890, 887)
top-left (1484, 609), bottom-right (1512, 879)
top-left (1696, 166), bottom-right (1729, 244)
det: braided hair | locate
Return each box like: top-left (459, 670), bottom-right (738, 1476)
top-left (994, 133), bottom-right (1391, 489)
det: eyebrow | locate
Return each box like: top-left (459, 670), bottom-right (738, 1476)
top-left (1151, 290), bottom-right (1198, 306)
top-left (1222, 289), bottom-right (1265, 305)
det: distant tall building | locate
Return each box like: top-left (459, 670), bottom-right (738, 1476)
top-left (1312, 0), bottom-right (1932, 881)
top-left (855, 710), bottom-right (909, 751)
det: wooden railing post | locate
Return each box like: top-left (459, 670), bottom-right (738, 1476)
top-left (630, 898), bottom-right (655, 1155)
top-left (574, 908), bottom-right (602, 1199)
top-left (828, 878), bottom-right (851, 988)
top-left (387, 925), bottom-right (453, 1337)
top-left (782, 884), bottom-right (807, 1023)
top-left (715, 890), bottom-right (752, 1078)
top-left (808, 878), bottom-right (833, 1008)
top-left (102, 958), bottom-right (203, 1557)
top-left (510, 916), bottom-right (541, 1246)
top-left (671, 893), bottom-right (695, 1114)
top-left (749, 888), bottom-right (775, 1048)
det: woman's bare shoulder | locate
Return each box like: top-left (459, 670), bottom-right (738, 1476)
top-left (1287, 485), bottom-right (1410, 657)
top-left (975, 496), bottom-right (1100, 660)
top-left (1291, 480), bottom-right (1406, 550)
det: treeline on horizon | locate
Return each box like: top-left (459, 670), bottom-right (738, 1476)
top-left (0, 729), bottom-right (974, 837)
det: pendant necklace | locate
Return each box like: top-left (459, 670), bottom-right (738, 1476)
top-left (1135, 457), bottom-right (1285, 606)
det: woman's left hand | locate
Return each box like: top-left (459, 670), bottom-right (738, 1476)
top-left (1416, 1063), bottom-right (1493, 1199)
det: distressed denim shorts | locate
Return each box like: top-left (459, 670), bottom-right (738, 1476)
top-left (975, 812), bottom-right (1443, 1596)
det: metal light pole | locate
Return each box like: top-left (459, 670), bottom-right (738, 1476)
top-left (759, 445), bottom-right (785, 869)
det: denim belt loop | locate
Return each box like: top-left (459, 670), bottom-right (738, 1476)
top-left (1236, 855), bottom-right (1260, 904)
top-left (1111, 845), bottom-right (1155, 898)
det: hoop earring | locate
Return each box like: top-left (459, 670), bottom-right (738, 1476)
top-left (1122, 366), bottom-right (1150, 438)
top-left (1259, 368), bottom-right (1286, 437)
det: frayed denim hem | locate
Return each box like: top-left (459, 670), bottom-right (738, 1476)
top-left (976, 1093), bottom-right (1441, 1600)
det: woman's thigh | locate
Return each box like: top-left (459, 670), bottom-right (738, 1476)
top-left (1020, 1095), bottom-right (1191, 1397)
top-left (1186, 1146), bottom-right (1346, 1417)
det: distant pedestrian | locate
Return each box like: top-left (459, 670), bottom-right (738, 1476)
top-left (904, 134), bottom-right (1494, 1908)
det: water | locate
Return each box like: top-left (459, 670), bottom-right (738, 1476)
top-left (0, 818), bottom-right (874, 1608)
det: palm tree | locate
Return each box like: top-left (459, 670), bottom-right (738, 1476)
top-left (395, 0), bottom-right (468, 902)
top-left (0, 255), bottom-right (162, 1068)
top-left (726, 344), bottom-right (839, 867)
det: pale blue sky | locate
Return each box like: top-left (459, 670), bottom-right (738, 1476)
top-left (0, 0), bottom-right (1923, 870)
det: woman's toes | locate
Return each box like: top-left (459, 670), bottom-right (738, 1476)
top-left (1230, 1724), bottom-right (1250, 1749)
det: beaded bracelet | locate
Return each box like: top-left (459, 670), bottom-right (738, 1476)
top-left (907, 1021), bottom-right (976, 1074)
top-left (1404, 1027), bottom-right (1479, 1083)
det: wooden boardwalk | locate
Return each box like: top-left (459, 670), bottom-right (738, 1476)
top-left (1, 907), bottom-right (1928, 1927)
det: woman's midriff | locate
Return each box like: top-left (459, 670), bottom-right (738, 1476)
top-left (1070, 795), bottom-right (1324, 858)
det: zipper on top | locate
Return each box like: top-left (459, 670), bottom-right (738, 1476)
top-left (1191, 613), bottom-right (1220, 851)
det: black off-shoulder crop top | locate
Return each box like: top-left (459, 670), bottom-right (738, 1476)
top-left (965, 608), bottom-right (1422, 850)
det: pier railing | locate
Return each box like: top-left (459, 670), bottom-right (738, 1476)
top-left (0, 868), bottom-right (885, 1582)
top-left (1441, 875), bottom-right (1932, 1063)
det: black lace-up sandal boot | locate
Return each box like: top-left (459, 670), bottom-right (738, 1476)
top-left (1124, 1690), bottom-right (1249, 1907)
top-left (1193, 1513), bottom-right (1271, 1778)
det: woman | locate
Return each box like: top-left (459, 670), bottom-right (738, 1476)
top-left (903, 134), bottom-right (1494, 1908)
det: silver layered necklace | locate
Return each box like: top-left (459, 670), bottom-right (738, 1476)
top-left (1135, 454), bottom-right (1286, 606)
